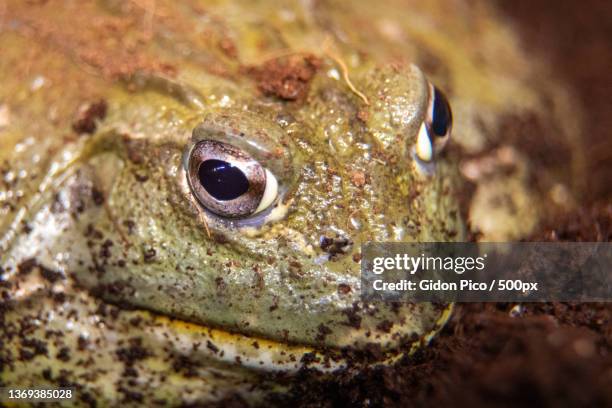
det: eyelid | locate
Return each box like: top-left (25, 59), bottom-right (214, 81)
top-left (191, 112), bottom-right (292, 167)
top-left (191, 111), bottom-right (298, 195)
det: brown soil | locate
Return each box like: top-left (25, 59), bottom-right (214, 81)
top-left (270, 1), bottom-right (612, 407)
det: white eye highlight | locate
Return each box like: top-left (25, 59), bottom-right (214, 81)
top-left (254, 168), bottom-right (278, 214)
top-left (415, 122), bottom-right (433, 162)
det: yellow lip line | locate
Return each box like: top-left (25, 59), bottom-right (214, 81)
top-left (148, 303), bottom-right (454, 373)
top-left (149, 313), bottom-right (341, 373)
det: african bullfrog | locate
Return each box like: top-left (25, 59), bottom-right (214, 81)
top-left (0, 0), bottom-right (584, 405)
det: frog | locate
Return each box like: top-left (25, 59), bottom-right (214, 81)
top-left (0, 0), bottom-right (585, 405)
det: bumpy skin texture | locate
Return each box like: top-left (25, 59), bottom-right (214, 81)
top-left (0, 0), bottom-right (582, 405)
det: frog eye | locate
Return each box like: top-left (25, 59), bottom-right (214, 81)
top-left (429, 86), bottom-right (452, 144)
top-left (415, 84), bottom-right (453, 163)
top-left (186, 140), bottom-right (279, 218)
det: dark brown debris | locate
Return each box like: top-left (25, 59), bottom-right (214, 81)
top-left (245, 54), bottom-right (321, 101)
top-left (72, 100), bottom-right (108, 134)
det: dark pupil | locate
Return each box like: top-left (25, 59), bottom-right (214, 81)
top-left (198, 159), bottom-right (249, 201)
top-left (432, 87), bottom-right (452, 137)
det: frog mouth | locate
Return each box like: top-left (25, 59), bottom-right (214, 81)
top-left (138, 303), bottom-right (454, 373)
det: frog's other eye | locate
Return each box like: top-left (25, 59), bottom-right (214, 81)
top-left (186, 140), bottom-right (278, 218)
top-left (430, 86), bottom-right (452, 142)
top-left (415, 84), bottom-right (453, 163)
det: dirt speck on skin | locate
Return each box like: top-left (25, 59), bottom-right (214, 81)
top-left (246, 54), bottom-right (321, 101)
top-left (350, 170), bottom-right (366, 187)
top-left (72, 99), bottom-right (108, 134)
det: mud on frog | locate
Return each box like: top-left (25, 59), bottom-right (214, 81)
top-left (0, 0), bottom-right (584, 405)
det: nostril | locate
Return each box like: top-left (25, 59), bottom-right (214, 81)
top-left (319, 235), bottom-right (353, 260)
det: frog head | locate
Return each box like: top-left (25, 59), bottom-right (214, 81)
top-left (0, 3), bottom-right (464, 369)
top-left (11, 58), bottom-right (459, 362)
